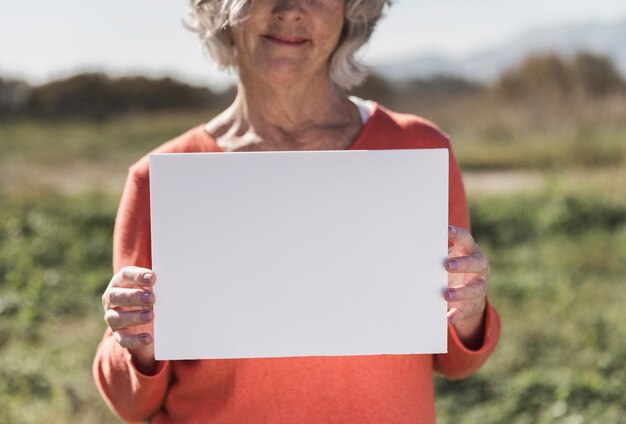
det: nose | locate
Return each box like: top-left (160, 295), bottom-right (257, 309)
top-left (272, 0), bottom-right (305, 23)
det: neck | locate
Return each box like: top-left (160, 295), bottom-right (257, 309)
top-left (232, 68), bottom-right (353, 138)
top-left (206, 68), bottom-right (363, 151)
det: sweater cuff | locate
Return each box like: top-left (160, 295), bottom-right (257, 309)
top-left (122, 346), bottom-right (171, 382)
top-left (94, 333), bottom-right (172, 422)
top-left (448, 297), bottom-right (499, 356)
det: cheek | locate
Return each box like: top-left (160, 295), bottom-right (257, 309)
top-left (322, 3), bottom-right (345, 26)
top-left (325, 15), bottom-right (346, 46)
top-left (321, 21), bottom-right (345, 53)
top-left (230, 25), bottom-right (258, 60)
top-left (313, 17), bottom-right (345, 48)
top-left (309, 1), bottom-right (345, 36)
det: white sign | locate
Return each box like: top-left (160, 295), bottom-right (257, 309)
top-left (150, 149), bottom-right (449, 360)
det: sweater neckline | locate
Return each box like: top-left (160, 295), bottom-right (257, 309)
top-left (196, 101), bottom-right (381, 152)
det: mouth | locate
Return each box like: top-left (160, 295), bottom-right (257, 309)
top-left (263, 34), bottom-right (309, 46)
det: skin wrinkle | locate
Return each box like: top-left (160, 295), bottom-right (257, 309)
top-left (206, 0), bottom-right (362, 152)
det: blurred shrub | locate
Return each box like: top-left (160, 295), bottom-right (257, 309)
top-left (348, 73), bottom-right (399, 107)
top-left (348, 73), bottom-right (483, 111)
top-left (0, 191), bottom-right (115, 338)
top-left (1, 50), bottom-right (624, 126)
top-left (470, 197), bottom-right (539, 246)
top-left (0, 77), bottom-right (31, 118)
top-left (470, 193), bottom-right (626, 248)
top-left (494, 51), bottom-right (626, 103)
top-left (0, 73), bottom-right (233, 121)
top-left (27, 73), bottom-right (232, 120)
top-left (570, 52), bottom-right (626, 98)
top-left (0, 368), bottom-right (51, 400)
top-left (495, 53), bottom-right (571, 102)
top-left (402, 75), bottom-right (484, 103)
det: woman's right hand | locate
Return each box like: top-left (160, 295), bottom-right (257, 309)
top-left (102, 266), bottom-right (157, 374)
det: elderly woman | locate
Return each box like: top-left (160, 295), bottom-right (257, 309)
top-left (94, 0), bottom-right (500, 422)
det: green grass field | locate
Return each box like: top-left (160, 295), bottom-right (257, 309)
top-left (1, 105), bottom-right (625, 422)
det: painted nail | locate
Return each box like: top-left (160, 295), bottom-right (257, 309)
top-left (140, 292), bottom-right (154, 303)
top-left (448, 259), bottom-right (458, 270)
top-left (447, 289), bottom-right (457, 301)
top-left (448, 226), bottom-right (457, 235)
top-left (143, 273), bottom-right (153, 283)
top-left (139, 334), bottom-right (152, 345)
top-left (140, 311), bottom-right (153, 321)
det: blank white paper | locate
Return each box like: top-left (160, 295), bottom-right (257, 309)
top-left (149, 149), bottom-right (449, 360)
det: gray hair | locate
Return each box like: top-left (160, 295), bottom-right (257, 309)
top-left (185, 0), bottom-right (391, 90)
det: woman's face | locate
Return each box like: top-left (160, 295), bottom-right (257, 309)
top-left (230, 0), bottom-right (345, 85)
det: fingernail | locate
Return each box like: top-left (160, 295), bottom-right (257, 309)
top-left (140, 292), bottom-right (154, 303)
top-left (449, 315), bottom-right (458, 325)
top-left (448, 226), bottom-right (457, 235)
top-left (447, 289), bottom-right (457, 301)
top-left (140, 311), bottom-right (153, 321)
top-left (448, 259), bottom-right (458, 270)
top-left (139, 334), bottom-right (152, 345)
top-left (143, 273), bottom-right (153, 283)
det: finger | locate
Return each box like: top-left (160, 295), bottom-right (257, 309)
top-left (110, 266), bottom-right (156, 288)
top-left (445, 277), bottom-right (487, 302)
top-left (447, 300), bottom-right (486, 325)
top-left (102, 287), bottom-right (155, 310)
top-left (113, 331), bottom-right (153, 350)
top-left (105, 309), bottom-right (153, 331)
top-left (445, 253), bottom-right (490, 275)
top-left (448, 226), bottom-right (480, 255)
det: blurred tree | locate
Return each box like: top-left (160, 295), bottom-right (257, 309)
top-left (23, 73), bottom-right (226, 120)
top-left (494, 51), bottom-right (625, 102)
top-left (494, 53), bottom-right (571, 102)
top-left (347, 72), bottom-right (398, 107)
top-left (402, 75), bottom-right (483, 103)
top-left (111, 76), bottom-right (219, 113)
top-left (0, 78), bottom-right (31, 120)
top-left (2, 50), bottom-right (623, 122)
top-left (569, 52), bottom-right (625, 97)
top-left (348, 73), bottom-right (483, 111)
top-left (26, 73), bottom-right (112, 120)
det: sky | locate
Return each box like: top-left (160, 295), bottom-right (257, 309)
top-left (2, 0), bottom-right (626, 89)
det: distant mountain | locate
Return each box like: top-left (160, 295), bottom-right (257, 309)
top-left (376, 19), bottom-right (626, 82)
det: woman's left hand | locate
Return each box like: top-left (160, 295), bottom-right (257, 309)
top-left (444, 225), bottom-right (490, 349)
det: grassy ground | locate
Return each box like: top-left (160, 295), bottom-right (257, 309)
top-left (0, 190), bottom-right (119, 423)
top-left (1, 102), bottom-right (625, 422)
top-left (1, 187), bottom-right (625, 423)
top-left (438, 191), bottom-right (626, 423)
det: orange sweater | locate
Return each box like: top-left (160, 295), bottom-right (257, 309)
top-left (93, 104), bottom-right (500, 423)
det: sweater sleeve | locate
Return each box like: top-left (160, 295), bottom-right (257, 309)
top-left (433, 144), bottom-right (501, 379)
top-left (92, 164), bottom-right (172, 422)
